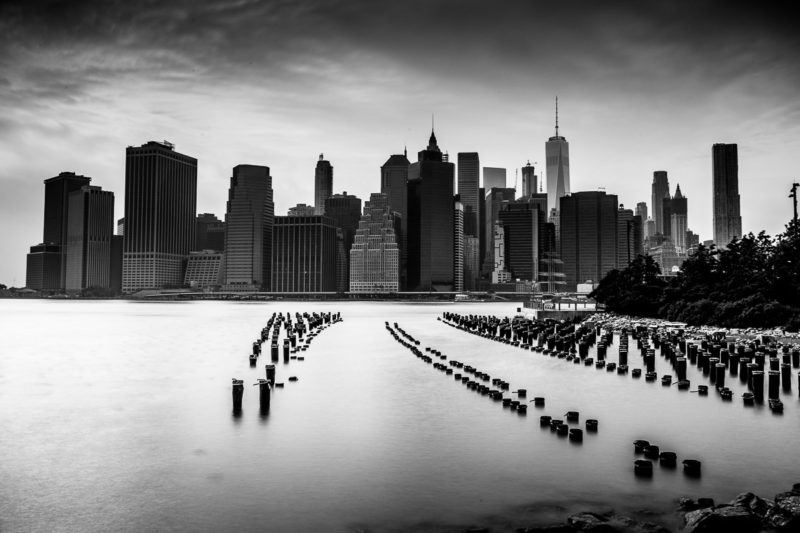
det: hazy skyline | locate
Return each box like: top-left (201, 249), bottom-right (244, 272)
top-left (1, 0), bottom-right (798, 285)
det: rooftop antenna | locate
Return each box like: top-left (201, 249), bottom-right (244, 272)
top-left (555, 96), bottom-right (559, 137)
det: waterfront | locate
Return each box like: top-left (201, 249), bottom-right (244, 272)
top-left (1, 300), bottom-right (798, 532)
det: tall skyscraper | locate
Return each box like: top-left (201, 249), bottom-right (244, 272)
top-left (560, 191), bottom-right (618, 290)
top-left (407, 129), bottom-right (455, 291)
top-left (454, 200), bottom-right (464, 292)
top-left (490, 222), bottom-right (511, 284)
top-left (324, 192), bottom-right (362, 292)
top-left (457, 152), bottom-right (480, 236)
top-left (65, 185), bottom-right (115, 291)
top-left (546, 98), bottom-right (570, 215)
top-left (26, 171), bottom-right (92, 291)
top-left (314, 154), bottom-right (333, 215)
top-left (195, 213), bottom-right (225, 252)
top-left (482, 187), bottom-right (516, 275)
top-left (381, 151), bottom-right (410, 290)
top-left (272, 215), bottom-right (338, 292)
top-left (651, 171), bottom-right (670, 235)
top-left (349, 193), bottom-right (399, 293)
top-left (670, 184), bottom-right (688, 253)
top-left (635, 202), bottom-right (649, 241)
top-left (122, 141), bottom-right (197, 292)
top-left (223, 164), bottom-right (274, 291)
top-left (712, 143), bottom-right (743, 247)
top-left (617, 205), bottom-right (637, 269)
top-left (521, 161), bottom-right (538, 199)
top-left (662, 194), bottom-right (673, 241)
top-left (483, 167), bottom-right (506, 190)
top-left (498, 196), bottom-right (548, 284)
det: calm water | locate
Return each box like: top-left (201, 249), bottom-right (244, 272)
top-left (1, 300), bottom-right (798, 532)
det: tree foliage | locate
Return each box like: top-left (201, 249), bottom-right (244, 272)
top-left (591, 220), bottom-right (800, 331)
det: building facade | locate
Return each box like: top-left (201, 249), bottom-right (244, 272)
top-left (380, 152), bottom-right (410, 290)
top-left (272, 215), bottom-right (337, 292)
top-left (651, 170), bottom-right (670, 235)
top-left (670, 185), bottom-right (688, 253)
top-left (483, 167), bottom-right (506, 190)
top-left (195, 213), bottom-right (225, 252)
top-left (457, 152), bottom-right (480, 237)
top-left (184, 251), bottom-right (224, 288)
top-left (314, 155), bottom-right (333, 215)
top-left (482, 187), bottom-right (516, 275)
top-left (65, 185), bottom-right (115, 291)
top-left (324, 192), bottom-right (362, 292)
top-left (122, 141), bottom-right (197, 292)
top-left (559, 191), bottom-right (618, 291)
top-left (454, 200), bottom-right (464, 292)
top-left (712, 143), bottom-right (742, 247)
top-left (521, 161), bottom-right (538, 199)
top-left (349, 194), bottom-right (399, 293)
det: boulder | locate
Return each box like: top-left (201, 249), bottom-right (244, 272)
top-left (764, 492), bottom-right (800, 530)
top-left (729, 492), bottom-right (772, 518)
top-left (678, 498), bottom-right (715, 512)
top-left (566, 512), bottom-right (669, 533)
top-left (683, 505), bottom-right (761, 533)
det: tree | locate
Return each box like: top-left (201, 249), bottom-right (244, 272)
top-left (589, 254), bottom-right (666, 317)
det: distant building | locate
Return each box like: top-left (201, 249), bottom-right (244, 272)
top-left (184, 250), bottom-right (224, 288)
top-left (381, 151), bottom-right (410, 290)
top-left (65, 185), bottom-right (115, 291)
top-left (483, 167), bottom-right (506, 190)
top-left (670, 185), bottom-right (688, 253)
top-left (122, 141), bottom-right (197, 292)
top-left (482, 187), bottom-right (516, 275)
top-left (223, 165), bottom-right (274, 291)
top-left (712, 143), bottom-right (742, 247)
top-left (651, 171), bottom-right (670, 235)
top-left (314, 154), bottom-right (333, 215)
top-left (498, 195), bottom-right (549, 285)
top-left (324, 192), bottom-right (362, 292)
top-left (117, 217), bottom-right (125, 236)
top-left (521, 161), bottom-right (538, 199)
top-left (546, 99), bottom-right (570, 215)
top-left (25, 243), bottom-right (61, 291)
top-left (407, 129), bottom-right (455, 291)
top-left (349, 193), bottom-right (399, 293)
top-left (272, 215), bottom-right (337, 292)
top-left (491, 222), bottom-right (511, 284)
top-left (617, 205), bottom-right (638, 269)
top-left (288, 204), bottom-right (316, 217)
top-left (636, 202), bottom-right (648, 241)
top-left (649, 240), bottom-right (683, 274)
top-left (560, 191), bottom-right (618, 291)
top-left (463, 236), bottom-right (480, 291)
top-left (195, 213), bottom-right (225, 252)
top-left (454, 200), bottom-right (464, 292)
top-left (457, 152), bottom-right (480, 237)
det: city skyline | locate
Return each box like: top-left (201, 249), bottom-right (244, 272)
top-left (1, 0), bottom-right (799, 285)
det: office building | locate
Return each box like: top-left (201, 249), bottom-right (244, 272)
top-left (272, 215), bottom-right (337, 292)
top-left (314, 155), bottom-right (333, 215)
top-left (652, 171), bottom-right (670, 235)
top-left (122, 141), bottom-right (197, 292)
top-left (196, 213), bottom-right (225, 252)
top-left (617, 205), bottom-right (641, 269)
top-left (457, 152), bottom-right (480, 236)
top-left (464, 236), bottom-right (480, 291)
top-left (560, 191), bottom-right (618, 291)
top-left (288, 204), bottom-right (316, 217)
top-left (491, 222), bottom-right (511, 284)
top-left (670, 185), bottom-right (688, 253)
top-left (712, 143), bottom-right (743, 247)
top-left (65, 185), bottom-right (115, 291)
top-left (184, 250), bottom-right (224, 288)
top-left (381, 151), bottom-right (410, 290)
top-left (497, 196), bottom-right (548, 284)
top-left (521, 161), bottom-right (538, 199)
top-left (25, 244), bottom-right (61, 291)
top-left (223, 165), bottom-right (274, 291)
top-left (407, 129), bottom-right (455, 291)
top-left (546, 99), bottom-right (570, 215)
top-left (454, 200), bottom-right (464, 292)
top-left (349, 193), bottom-right (399, 293)
top-left (117, 218), bottom-right (124, 236)
top-left (662, 194), bottom-right (673, 241)
top-left (483, 167), bottom-right (506, 190)
top-left (635, 202), bottom-right (648, 240)
top-left (324, 192), bottom-right (362, 292)
top-left (482, 187), bottom-right (516, 275)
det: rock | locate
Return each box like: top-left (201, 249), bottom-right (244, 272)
top-left (678, 498), bottom-right (715, 512)
top-left (567, 512), bottom-right (618, 532)
top-left (765, 492), bottom-right (800, 530)
top-left (728, 492), bottom-right (772, 518)
top-left (683, 505), bottom-right (761, 533)
top-left (566, 512), bottom-right (668, 533)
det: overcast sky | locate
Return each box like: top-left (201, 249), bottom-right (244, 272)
top-left (1, 0), bottom-right (798, 285)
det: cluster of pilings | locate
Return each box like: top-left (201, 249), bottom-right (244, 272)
top-left (442, 312), bottom-right (799, 414)
top-left (539, 410), bottom-right (599, 444)
top-left (232, 310), bottom-right (343, 415)
top-left (385, 322), bottom-right (532, 414)
top-left (632, 438), bottom-right (701, 478)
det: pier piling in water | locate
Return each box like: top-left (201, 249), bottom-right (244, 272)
top-left (232, 379), bottom-right (244, 413)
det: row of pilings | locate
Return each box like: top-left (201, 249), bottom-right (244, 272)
top-left (232, 310), bottom-right (343, 416)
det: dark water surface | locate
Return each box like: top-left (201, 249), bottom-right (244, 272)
top-left (1, 300), bottom-right (797, 532)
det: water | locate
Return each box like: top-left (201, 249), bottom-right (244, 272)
top-left (1, 300), bottom-right (798, 532)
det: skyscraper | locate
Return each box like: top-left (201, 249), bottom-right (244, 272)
top-left (651, 171), bottom-right (670, 235)
top-left (712, 143), bottom-right (742, 247)
top-left (407, 129), bottom-right (455, 291)
top-left (381, 151), bottom-right (410, 289)
top-left (546, 98), bottom-right (570, 215)
top-left (670, 184), bottom-right (688, 253)
top-left (314, 155), bottom-right (333, 215)
top-left (65, 185), bottom-right (115, 291)
top-left (498, 196), bottom-right (548, 284)
top-left (122, 141), bottom-right (197, 292)
top-left (457, 152), bottom-right (480, 236)
top-left (560, 191), bottom-right (618, 291)
top-left (636, 202), bottom-right (649, 242)
top-left (483, 167), bottom-right (506, 190)
top-left (324, 192), bottom-right (362, 292)
top-left (617, 204), bottom-right (637, 269)
top-left (349, 193), bottom-right (399, 293)
top-left (272, 215), bottom-right (338, 292)
top-left (223, 164), bottom-right (274, 291)
top-left (195, 213), bottom-right (225, 252)
top-left (454, 200), bottom-right (464, 292)
top-left (482, 187), bottom-right (516, 275)
top-left (521, 161), bottom-right (538, 199)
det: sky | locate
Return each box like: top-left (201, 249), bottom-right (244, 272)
top-left (1, 0), bottom-right (798, 286)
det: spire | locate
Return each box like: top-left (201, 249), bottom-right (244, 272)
top-left (674, 183), bottom-right (684, 198)
top-left (555, 96), bottom-right (559, 137)
top-left (427, 115), bottom-right (439, 151)
top-left (404, 145), bottom-right (407, 158)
